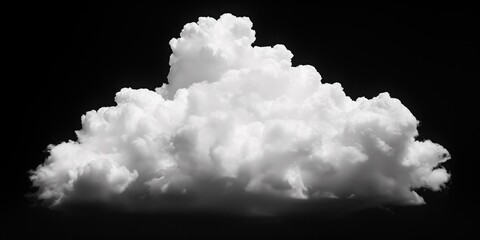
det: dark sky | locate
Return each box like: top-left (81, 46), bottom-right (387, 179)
top-left (7, 3), bottom-right (478, 239)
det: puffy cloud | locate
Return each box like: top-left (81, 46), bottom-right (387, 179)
top-left (30, 13), bottom-right (450, 215)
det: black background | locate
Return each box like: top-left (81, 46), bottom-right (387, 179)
top-left (6, 3), bottom-right (478, 239)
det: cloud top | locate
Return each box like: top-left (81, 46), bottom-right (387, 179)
top-left (30, 14), bottom-right (450, 215)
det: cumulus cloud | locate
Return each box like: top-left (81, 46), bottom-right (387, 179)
top-left (30, 13), bottom-right (450, 215)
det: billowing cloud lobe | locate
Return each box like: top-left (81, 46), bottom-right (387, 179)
top-left (30, 14), bottom-right (450, 214)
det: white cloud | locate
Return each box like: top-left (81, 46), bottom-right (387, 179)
top-left (30, 13), bottom-right (450, 214)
